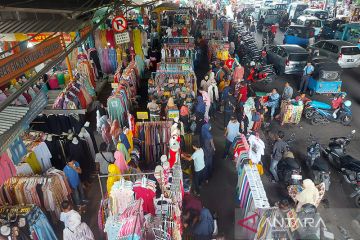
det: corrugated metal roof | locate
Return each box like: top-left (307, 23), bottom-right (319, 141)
top-left (0, 106), bottom-right (29, 135)
top-left (0, 19), bottom-right (86, 33)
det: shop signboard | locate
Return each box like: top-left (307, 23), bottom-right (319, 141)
top-left (112, 15), bottom-right (128, 33)
top-left (115, 32), bottom-right (130, 45)
top-left (27, 33), bottom-right (72, 43)
top-left (136, 111), bottom-right (149, 120)
top-left (168, 110), bottom-right (179, 120)
top-left (0, 36), bottom-right (63, 86)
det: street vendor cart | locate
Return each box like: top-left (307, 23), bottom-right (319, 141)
top-left (308, 57), bottom-right (342, 95)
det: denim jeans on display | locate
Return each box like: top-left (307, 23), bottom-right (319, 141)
top-left (27, 207), bottom-right (58, 240)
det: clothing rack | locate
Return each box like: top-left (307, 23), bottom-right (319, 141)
top-left (236, 164), bottom-right (270, 239)
top-left (97, 171), bottom-right (157, 199)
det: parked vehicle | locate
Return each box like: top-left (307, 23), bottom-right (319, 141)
top-left (320, 18), bottom-right (346, 39)
top-left (270, 3), bottom-right (288, 16)
top-left (253, 7), bottom-right (279, 25)
top-left (303, 100), bottom-right (332, 120)
top-left (307, 134), bottom-right (331, 191)
top-left (277, 133), bottom-right (302, 186)
top-left (264, 44), bottom-right (309, 75)
top-left (283, 25), bottom-right (315, 47)
top-left (288, 3), bottom-right (309, 22)
top-left (308, 57), bottom-right (342, 95)
top-left (303, 8), bottom-right (329, 20)
top-left (309, 40), bottom-right (360, 68)
top-left (297, 15), bottom-right (323, 37)
top-left (323, 130), bottom-right (360, 207)
top-left (247, 64), bottom-right (276, 83)
top-left (310, 100), bottom-right (352, 126)
top-left (334, 23), bottom-right (360, 47)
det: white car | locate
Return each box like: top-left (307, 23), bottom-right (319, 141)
top-left (297, 15), bottom-right (323, 37)
top-left (310, 40), bottom-right (360, 68)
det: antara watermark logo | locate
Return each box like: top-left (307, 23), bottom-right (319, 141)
top-left (237, 213), bottom-right (327, 233)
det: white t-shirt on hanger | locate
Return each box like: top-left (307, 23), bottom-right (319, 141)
top-left (248, 134), bottom-right (265, 164)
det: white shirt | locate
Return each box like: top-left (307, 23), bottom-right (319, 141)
top-left (95, 152), bottom-right (115, 174)
top-left (191, 149), bottom-right (205, 172)
top-left (60, 210), bottom-right (81, 228)
top-left (248, 135), bottom-right (265, 164)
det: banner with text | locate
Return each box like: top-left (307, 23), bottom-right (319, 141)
top-left (0, 36), bottom-right (63, 86)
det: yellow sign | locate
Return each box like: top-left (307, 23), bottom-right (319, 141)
top-left (137, 111), bottom-right (149, 120)
top-left (164, 91), bottom-right (170, 97)
top-left (111, 83), bottom-right (120, 89)
top-left (168, 110), bottom-right (179, 120)
top-left (178, 78), bottom-right (185, 84)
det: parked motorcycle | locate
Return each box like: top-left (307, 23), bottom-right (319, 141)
top-left (310, 100), bottom-right (352, 126)
top-left (307, 134), bottom-right (331, 191)
top-left (303, 100), bottom-right (332, 120)
top-left (247, 64), bottom-right (276, 83)
top-left (277, 133), bottom-right (302, 185)
top-left (323, 130), bottom-right (360, 207)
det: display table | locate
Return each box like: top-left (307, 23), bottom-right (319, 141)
top-left (279, 100), bottom-right (304, 125)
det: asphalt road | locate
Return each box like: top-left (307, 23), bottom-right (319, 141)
top-left (254, 30), bottom-right (360, 239)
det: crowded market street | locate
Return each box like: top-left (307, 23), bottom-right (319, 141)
top-left (1, 0), bottom-right (360, 240)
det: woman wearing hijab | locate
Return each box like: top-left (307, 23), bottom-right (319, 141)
top-left (63, 210), bottom-right (94, 240)
top-left (193, 208), bottom-right (214, 239)
top-left (106, 164), bottom-right (121, 193)
top-left (201, 123), bottom-right (215, 181)
top-left (295, 179), bottom-right (320, 212)
top-left (114, 151), bottom-right (128, 174)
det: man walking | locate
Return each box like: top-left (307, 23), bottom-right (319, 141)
top-left (224, 115), bottom-right (240, 158)
top-left (282, 82), bottom-right (293, 100)
top-left (299, 62), bottom-right (314, 93)
top-left (270, 131), bottom-right (288, 182)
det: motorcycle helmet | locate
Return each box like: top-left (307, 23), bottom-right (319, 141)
top-left (250, 61), bottom-right (256, 66)
top-left (344, 100), bottom-right (352, 107)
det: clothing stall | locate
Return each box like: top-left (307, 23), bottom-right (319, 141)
top-left (0, 168), bottom-right (71, 220)
top-left (97, 159), bottom-right (184, 239)
top-left (135, 121), bottom-right (172, 168)
top-left (201, 30), bottom-right (223, 40)
top-left (279, 100), bottom-right (304, 126)
top-left (0, 205), bottom-right (58, 240)
top-left (208, 39), bottom-right (229, 61)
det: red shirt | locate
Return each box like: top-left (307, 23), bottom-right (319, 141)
top-left (239, 86), bottom-right (248, 103)
top-left (225, 58), bottom-right (235, 69)
top-left (271, 25), bottom-right (277, 34)
top-left (332, 98), bottom-right (343, 109)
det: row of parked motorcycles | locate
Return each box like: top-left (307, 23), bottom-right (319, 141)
top-left (230, 21), bottom-right (276, 84)
top-left (278, 130), bottom-right (360, 207)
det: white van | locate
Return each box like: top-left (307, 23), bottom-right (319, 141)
top-left (297, 15), bottom-right (323, 37)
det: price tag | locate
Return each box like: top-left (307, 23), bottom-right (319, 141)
top-left (164, 91), bottom-right (170, 97)
top-left (178, 78), bottom-right (185, 84)
top-left (168, 110), bottom-right (179, 120)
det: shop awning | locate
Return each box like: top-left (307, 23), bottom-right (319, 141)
top-left (0, 19), bottom-right (86, 34)
top-left (0, 106), bottom-right (29, 135)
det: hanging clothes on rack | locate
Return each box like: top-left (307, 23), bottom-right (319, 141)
top-left (135, 121), bottom-right (172, 168)
top-left (0, 168), bottom-right (71, 219)
top-left (0, 205), bottom-right (58, 240)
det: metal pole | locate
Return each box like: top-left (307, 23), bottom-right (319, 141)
top-left (60, 32), bottom-right (74, 81)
